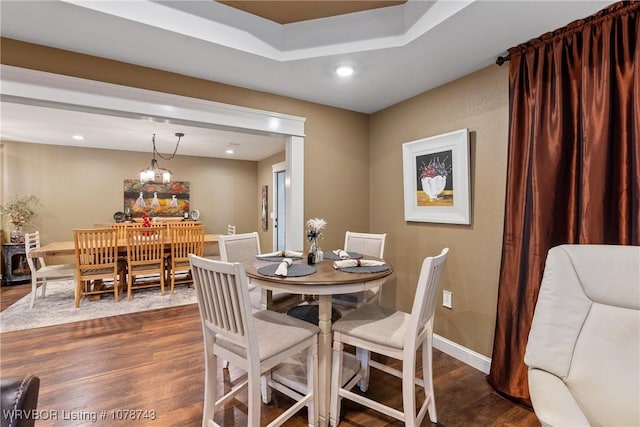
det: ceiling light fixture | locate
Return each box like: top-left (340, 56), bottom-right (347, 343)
top-left (335, 65), bottom-right (355, 77)
top-left (72, 135), bottom-right (85, 140)
top-left (225, 143), bottom-right (238, 155)
top-left (140, 132), bottom-right (184, 184)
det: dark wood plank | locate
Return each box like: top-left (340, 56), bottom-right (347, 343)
top-left (0, 282), bottom-right (538, 426)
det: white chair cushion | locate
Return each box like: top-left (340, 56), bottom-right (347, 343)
top-left (217, 310), bottom-right (319, 361)
top-left (332, 303), bottom-right (410, 350)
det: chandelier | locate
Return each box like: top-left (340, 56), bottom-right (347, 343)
top-left (140, 132), bottom-right (184, 184)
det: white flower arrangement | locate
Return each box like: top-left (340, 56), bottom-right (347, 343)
top-left (306, 217), bottom-right (327, 241)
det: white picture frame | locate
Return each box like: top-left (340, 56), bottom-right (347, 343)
top-left (402, 128), bottom-right (471, 224)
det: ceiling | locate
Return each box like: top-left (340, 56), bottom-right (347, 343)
top-left (0, 0), bottom-right (615, 160)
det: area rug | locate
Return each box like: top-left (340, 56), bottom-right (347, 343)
top-left (0, 280), bottom-right (196, 333)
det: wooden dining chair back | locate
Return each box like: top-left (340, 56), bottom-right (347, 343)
top-left (330, 248), bottom-right (449, 427)
top-left (227, 224), bottom-right (236, 235)
top-left (73, 228), bottom-right (124, 308)
top-left (188, 254), bottom-right (319, 427)
top-left (167, 224), bottom-right (205, 293)
top-left (125, 226), bottom-right (166, 300)
top-left (24, 231), bottom-right (76, 308)
top-left (333, 231), bottom-right (388, 309)
top-left (166, 221), bottom-right (201, 228)
top-left (110, 222), bottom-right (144, 240)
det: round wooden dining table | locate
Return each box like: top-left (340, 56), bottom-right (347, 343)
top-left (243, 256), bottom-right (393, 427)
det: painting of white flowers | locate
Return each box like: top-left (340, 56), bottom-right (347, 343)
top-left (402, 129), bottom-right (470, 224)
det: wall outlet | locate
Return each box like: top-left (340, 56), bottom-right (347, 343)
top-left (442, 290), bottom-right (452, 308)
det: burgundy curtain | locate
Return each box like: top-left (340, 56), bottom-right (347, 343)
top-left (487, 1), bottom-right (640, 405)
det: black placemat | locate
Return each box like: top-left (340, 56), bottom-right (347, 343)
top-left (256, 255), bottom-right (302, 262)
top-left (257, 263), bottom-right (316, 277)
top-left (323, 251), bottom-right (363, 260)
top-left (287, 304), bottom-right (341, 326)
top-left (339, 265), bottom-right (389, 274)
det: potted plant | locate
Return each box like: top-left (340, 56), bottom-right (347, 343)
top-left (0, 194), bottom-right (39, 243)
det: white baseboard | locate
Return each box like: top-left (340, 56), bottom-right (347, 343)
top-left (433, 334), bottom-right (491, 374)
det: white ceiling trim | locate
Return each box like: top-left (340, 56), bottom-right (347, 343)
top-left (0, 65), bottom-right (306, 138)
top-left (60, 0), bottom-right (475, 61)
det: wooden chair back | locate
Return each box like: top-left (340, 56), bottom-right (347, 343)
top-left (126, 226), bottom-right (166, 267)
top-left (189, 255), bottom-right (255, 354)
top-left (408, 248), bottom-right (449, 350)
top-left (24, 231), bottom-right (45, 272)
top-left (169, 225), bottom-right (205, 261)
top-left (227, 224), bottom-right (236, 235)
top-left (110, 222), bottom-right (144, 240)
top-left (73, 228), bottom-right (121, 307)
top-left (125, 225), bottom-right (166, 299)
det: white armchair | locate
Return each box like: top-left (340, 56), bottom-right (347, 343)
top-left (524, 244), bottom-right (640, 427)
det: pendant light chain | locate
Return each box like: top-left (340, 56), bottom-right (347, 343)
top-left (153, 132), bottom-right (184, 160)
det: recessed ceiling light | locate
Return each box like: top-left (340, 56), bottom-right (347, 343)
top-left (226, 143), bottom-right (238, 155)
top-left (72, 135), bottom-right (85, 141)
top-left (335, 65), bottom-right (355, 77)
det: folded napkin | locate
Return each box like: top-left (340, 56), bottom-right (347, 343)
top-left (332, 249), bottom-right (351, 259)
top-left (275, 258), bottom-right (293, 276)
top-left (257, 250), bottom-right (303, 258)
top-left (333, 259), bottom-right (386, 269)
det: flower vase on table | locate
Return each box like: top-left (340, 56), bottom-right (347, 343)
top-left (306, 217), bottom-right (327, 264)
top-left (10, 225), bottom-right (24, 244)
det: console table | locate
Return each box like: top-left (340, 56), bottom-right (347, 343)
top-left (2, 243), bottom-right (31, 285)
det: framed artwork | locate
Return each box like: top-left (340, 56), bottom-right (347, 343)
top-left (402, 128), bottom-right (470, 224)
top-left (123, 180), bottom-right (190, 218)
top-left (261, 185), bottom-right (268, 231)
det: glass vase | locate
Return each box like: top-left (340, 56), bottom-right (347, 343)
top-left (10, 225), bottom-right (24, 244)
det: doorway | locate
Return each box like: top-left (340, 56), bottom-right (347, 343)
top-left (273, 162), bottom-right (286, 251)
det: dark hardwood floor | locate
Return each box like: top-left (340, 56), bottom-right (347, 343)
top-left (0, 283), bottom-right (539, 426)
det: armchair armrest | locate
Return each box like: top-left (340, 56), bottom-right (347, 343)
top-left (528, 369), bottom-right (589, 427)
top-left (1, 375), bottom-right (40, 427)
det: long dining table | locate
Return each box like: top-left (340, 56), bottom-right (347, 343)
top-left (27, 234), bottom-right (219, 258)
top-left (243, 254), bottom-right (393, 427)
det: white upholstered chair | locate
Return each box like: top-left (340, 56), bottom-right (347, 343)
top-left (330, 248), bottom-right (449, 427)
top-left (332, 231), bottom-right (387, 308)
top-left (24, 231), bottom-right (76, 308)
top-left (188, 254), bottom-right (319, 427)
top-left (525, 244), bottom-right (640, 427)
top-left (218, 232), bottom-right (297, 311)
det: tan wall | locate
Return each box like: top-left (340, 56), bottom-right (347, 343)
top-left (1, 38), bottom-right (509, 358)
top-left (370, 65), bottom-right (509, 356)
top-left (1, 141), bottom-right (258, 253)
top-left (0, 38), bottom-right (372, 253)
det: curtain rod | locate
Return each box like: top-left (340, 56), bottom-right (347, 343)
top-left (496, 54), bottom-right (510, 66)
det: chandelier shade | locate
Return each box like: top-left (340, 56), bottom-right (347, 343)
top-left (139, 132), bottom-right (183, 184)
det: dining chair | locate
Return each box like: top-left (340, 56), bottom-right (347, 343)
top-left (109, 222), bottom-right (143, 240)
top-left (189, 254), bottom-right (319, 427)
top-left (218, 232), bottom-right (298, 311)
top-left (73, 228), bottom-right (126, 308)
top-left (227, 224), bottom-right (236, 234)
top-left (167, 224), bottom-right (205, 293)
top-left (125, 225), bottom-right (166, 300)
top-left (24, 231), bottom-right (76, 308)
top-left (329, 248), bottom-right (449, 427)
top-left (332, 231), bottom-right (387, 309)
